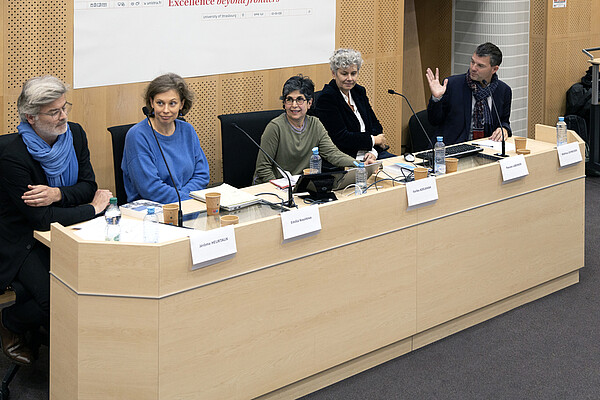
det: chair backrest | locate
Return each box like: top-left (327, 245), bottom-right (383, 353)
top-left (107, 124), bottom-right (135, 205)
top-left (408, 109), bottom-right (437, 153)
top-left (218, 109), bottom-right (283, 188)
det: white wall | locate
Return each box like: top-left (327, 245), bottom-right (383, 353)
top-left (453, 0), bottom-right (530, 137)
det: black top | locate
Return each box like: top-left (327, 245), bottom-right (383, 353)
top-left (314, 79), bottom-right (384, 157)
top-left (0, 122), bottom-right (97, 288)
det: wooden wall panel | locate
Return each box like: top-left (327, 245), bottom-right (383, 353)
top-left (1, 0), bottom-right (405, 195)
top-left (536, 0), bottom-right (600, 127)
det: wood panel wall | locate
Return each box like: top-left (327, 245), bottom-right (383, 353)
top-left (1, 0), bottom-right (405, 195)
top-left (529, 0), bottom-right (600, 136)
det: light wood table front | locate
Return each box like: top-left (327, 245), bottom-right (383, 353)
top-left (45, 125), bottom-right (585, 399)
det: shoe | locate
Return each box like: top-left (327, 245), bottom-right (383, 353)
top-left (0, 310), bottom-right (32, 366)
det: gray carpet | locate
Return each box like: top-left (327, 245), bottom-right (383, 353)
top-left (2, 177), bottom-right (598, 400)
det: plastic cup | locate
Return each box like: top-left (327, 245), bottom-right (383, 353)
top-left (414, 167), bottom-right (428, 180)
top-left (220, 215), bottom-right (239, 226)
top-left (445, 157), bottom-right (458, 173)
top-left (205, 192), bottom-right (221, 216)
top-left (162, 204), bottom-right (179, 226)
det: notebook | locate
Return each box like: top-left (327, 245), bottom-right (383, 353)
top-left (190, 183), bottom-right (260, 211)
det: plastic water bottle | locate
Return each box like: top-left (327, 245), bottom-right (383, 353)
top-left (143, 206), bottom-right (159, 243)
top-left (354, 161), bottom-right (367, 195)
top-left (310, 147), bottom-right (322, 174)
top-left (557, 116), bottom-right (567, 147)
top-left (434, 136), bottom-right (446, 174)
top-left (104, 197), bottom-right (121, 241)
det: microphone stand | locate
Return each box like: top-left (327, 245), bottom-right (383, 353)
top-left (481, 80), bottom-right (509, 158)
top-left (231, 123), bottom-right (296, 209)
top-left (387, 89), bottom-right (436, 170)
top-left (142, 106), bottom-right (184, 226)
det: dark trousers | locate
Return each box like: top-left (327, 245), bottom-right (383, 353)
top-left (3, 242), bottom-right (50, 334)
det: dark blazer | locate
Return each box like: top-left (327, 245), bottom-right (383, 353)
top-left (0, 122), bottom-right (97, 288)
top-left (314, 79), bottom-right (384, 157)
top-left (427, 73), bottom-right (512, 145)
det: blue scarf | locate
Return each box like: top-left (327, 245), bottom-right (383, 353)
top-left (17, 121), bottom-right (79, 187)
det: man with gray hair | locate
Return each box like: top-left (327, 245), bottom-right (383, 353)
top-left (425, 42), bottom-right (512, 145)
top-left (0, 75), bottom-right (111, 365)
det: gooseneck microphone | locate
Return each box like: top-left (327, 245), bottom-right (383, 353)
top-left (387, 89), bottom-right (435, 168)
top-left (142, 106), bottom-right (183, 226)
top-left (481, 80), bottom-right (508, 158)
top-left (231, 123), bottom-right (296, 209)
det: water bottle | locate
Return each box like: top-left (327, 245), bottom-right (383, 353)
top-left (354, 161), bottom-right (367, 195)
top-left (434, 136), bottom-right (446, 174)
top-left (104, 197), bottom-right (121, 241)
top-left (143, 206), bottom-right (159, 243)
top-left (556, 116), bottom-right (567, 147)
top-left (309, 147), bottom-right (322, 174)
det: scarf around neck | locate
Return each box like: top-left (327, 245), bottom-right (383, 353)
top-left (17, 120), bottom-right (78, 187)
top-left (466, 69), bottom-right (498, 130)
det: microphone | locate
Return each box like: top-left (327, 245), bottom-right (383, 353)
top-left (231, 122), bottom-right (296, 209)
top-left (481, 80), bottom-right (508, 158)
top-left (388, 89), bottom-right (435, 168)
top-left (142, 106), bottom-right (184, 226)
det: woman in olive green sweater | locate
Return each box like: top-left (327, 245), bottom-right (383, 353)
top-left (254, 75), bottom-right (368, 184)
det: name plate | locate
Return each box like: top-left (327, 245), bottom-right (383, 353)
top-left (557, 142), bottom-right (583, 167)
top-left (189, 225), bottom-right (237, 270)
top-left (406, 177), bottom-right (438, 207)
top-left (281, 206), bottom-right (321, 242)
top-left (500, 155), bottom-right (529, 182)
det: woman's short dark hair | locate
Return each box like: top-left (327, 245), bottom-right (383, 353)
top-left (145, 73), bottom-right (194, 116)
top-left (280, 75), bottom-right (315, 103)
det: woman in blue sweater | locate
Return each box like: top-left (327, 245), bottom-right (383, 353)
top-left (122, 73), bottom-right (210, 203)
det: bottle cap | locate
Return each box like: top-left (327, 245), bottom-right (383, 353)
top-left (558, 116), bottom-right (564, 121)
top-left (110, 197), bottom-right (117, 204)
top-left (147, 207), bottom-right (155, 214)
top-left (312, 147), bottom-right (319, 154)
top-left (437, 136), bottom-right (443, 142)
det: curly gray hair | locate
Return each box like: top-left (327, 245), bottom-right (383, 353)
top-left (17, 76), bottom-right (69, 122)
top-left (329, 48), bottom-right (363, 72)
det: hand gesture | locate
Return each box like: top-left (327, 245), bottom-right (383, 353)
top-left (426, 68), bottom-right (447, 99)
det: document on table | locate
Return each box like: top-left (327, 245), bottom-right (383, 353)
top-left (476, 140), bottom-right (515, 152)
top-left (70, 216), bottom-right (190, 243)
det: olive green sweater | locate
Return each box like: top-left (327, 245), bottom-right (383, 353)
top-left (254, 114), bottom-right (356, 184)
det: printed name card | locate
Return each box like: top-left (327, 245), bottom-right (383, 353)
top-left (406, 177), bottom-right (438, 207)
top-left (500, 155), bottom-right (529, 182)
top-left (557, 142), bottom-right (583, 167)
top-left (189, 225), bottom-right (237, 270)
top-left (280, 206), bottom-right (321, 242)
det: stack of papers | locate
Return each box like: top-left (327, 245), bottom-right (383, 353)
top-left (190, 183), bottom-right (260, 211)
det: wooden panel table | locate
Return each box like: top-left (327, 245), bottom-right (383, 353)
top-left (39, 124), bottom-right (585, 399)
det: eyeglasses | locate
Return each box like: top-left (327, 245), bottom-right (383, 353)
top-left (39, 102), bottom-right (72, 119)
top-left (284, 96), bottom-right (307, 105)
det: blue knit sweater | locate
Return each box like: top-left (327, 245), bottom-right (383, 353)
top-left (122, 119), bottom-right (209, 203)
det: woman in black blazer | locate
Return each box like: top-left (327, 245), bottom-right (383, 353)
top-left (0, 76), bottom-right (112, 365)
top-left (314, 48), bottom-right (395, 161)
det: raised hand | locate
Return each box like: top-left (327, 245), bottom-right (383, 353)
top-left (425, 68), bottom-right (448, 99)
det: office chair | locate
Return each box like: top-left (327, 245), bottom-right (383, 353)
top-left (218, 109), bottom-right (284, 188)
top-left (408, 109), bottom-right (437, 153)
top-left (107, 124), bottom-right (135, 205)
